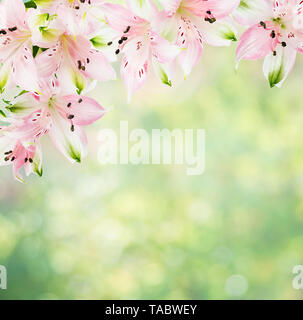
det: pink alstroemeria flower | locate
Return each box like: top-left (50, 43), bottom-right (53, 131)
top-left (102, 1), bottom-right (180, 99)
top-left (235, 0), bottom-right (303, 87)
top-left (0, 130), bottom-right (42, 182)
top-left (1, 79), bottom-right (106, 177)
top-left (36, 32), bottom-right (116, 94)
top-left (0, 0), bottom-right (40, 93)
top-left (34, 0), bottom-right (106, 36)
top-left (158, 0), bottom-right (240, 76)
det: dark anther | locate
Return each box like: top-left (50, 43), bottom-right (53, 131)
top-left (78, 98), bottom-right (83, 103)
top-left (68, 114), bottom-right (75, 120)
top-left (29, 158), bottom-right (33, 163)
top-left (271, 30), bottom-right (276, 38)
top-left (115, 49), bottom-right (120, 54)
top-left (67, 102), bottom-right (72, 107)
top-left (260, 21), bottom-right (266, 29)
top-left (281, 41), bottom-right (287, 47)
top-left (205, 17), bottom-right (216, 23)
top-left (124, 26), bottom-right (130, 33)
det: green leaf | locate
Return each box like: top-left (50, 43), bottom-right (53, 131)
top-left (24, 0), bottom-right (37, 9)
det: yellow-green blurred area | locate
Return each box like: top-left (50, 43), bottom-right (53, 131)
top-left (1, 41), bottom-right (303, 299)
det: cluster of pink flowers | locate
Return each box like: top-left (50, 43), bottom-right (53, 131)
top-left (1, 0), bottom-right (303, 181)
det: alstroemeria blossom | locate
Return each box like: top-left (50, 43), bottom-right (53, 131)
top-left (0, 78), bottom-right (106, 181)
top-left (158, 0), bottom-right (240, 76)
top-left (34, 0), bottom-right (106, 36)
top-left (235, 0), bottom-right (303, 87)
top-left (36, 33), bottom-right (116, 94)
top-left (0, 127), bottom-right (43, 182)
top-left (102, 1), bottom-right (180, 99)
top-left (0, 0), bottom-right (41, 93)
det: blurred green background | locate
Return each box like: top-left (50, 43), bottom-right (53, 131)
top-left (1, 29), bottom-right (303, 299)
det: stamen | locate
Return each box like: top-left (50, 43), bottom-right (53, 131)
top-left (124, 26), bottom-right (130, 33)
top-left (260, 21), bottom-right (267, 29)
top-left (8, 26), bottom-right (17, 32)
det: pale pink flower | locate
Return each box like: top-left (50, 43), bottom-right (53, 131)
top-left (0, 131), bottom-right (43, 182)
top-left (158, 0), bottom-right (240, 76)
top-left (102, 1), bottom-right (180, 100)
top-left (0, 0), bottom-right (40, 93)
top-left (36, 33), bottom-right (116, 94)
top-left (34, 0), bottom-right (106, 36)
top-left (0, 78), bottom-right (106, 181)
top-left (235, 0), bottom-right (303, 87)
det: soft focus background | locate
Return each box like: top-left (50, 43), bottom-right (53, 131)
top-left (1, 24), bottom-right (303, 299)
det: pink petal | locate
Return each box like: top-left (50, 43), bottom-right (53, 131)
top-left (56, 95), bottom-right (107, 126)
top-left (48, 108), bottom-right (88, 163)
top-left (236, 23), bottom-right (278, 65)
top-left (103, 3), bottom-right (148, 34)
top-left (65, 35), bottom-right (116, 83)
top-left (158, 0), bottom-right (182, 17)
top-left (36, 44), bottom-right (62, 78)
top-left (1, 0), bottom-right (27, 28)
top-left (199, 0), bottom-right (240, 19)
top-left (120, 36), bottom-right (150, 100)
top-left (150, 31), bottom-right (180, 63)
top-left (175, 17), bottom-right (203, 76)
top-left (83, 50), bottom-right (116, 82)
top-left (233, 0), bottom-right (273, 26)
top-left (11, 44), bottom-right (40, 93)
